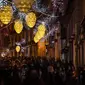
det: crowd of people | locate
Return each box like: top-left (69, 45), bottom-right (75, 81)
top-left (0, 56), bottom-right (84, 85)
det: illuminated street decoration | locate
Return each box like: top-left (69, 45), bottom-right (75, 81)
top-left (0, 0), bottom-right (64, 53)
top-left (38, 24), bottom-right (46, 31)
top-left (34, 24), bottom-right (46, 43)
top-left (34, 37), bottom-right (39, 43)
top-left (0, 0), bottom-right (65, 60)
top-left (38, 31), bottom-right (45, 38)
top-left (34, 31), bottom-right (45, 43)
top-left (14, 19), bottom-right (23, 34)
top-left (0, 0), bottom-right (64, 34)
top-left (25, 12), bottom-right (37, 28)
top-left (13, 0), bottom-right (34, 13)
top-left (0, 5), bottom-right (13, 24)
top-left (16, 45), bottom-right (21, 52)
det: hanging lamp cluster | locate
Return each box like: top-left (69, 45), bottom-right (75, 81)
top-left (0, 0), bottom-right (65, 57)
top-left (0, 0), bottom-right (64, 42)
top-left (14, 12), bottom-right (37, 34)
top-left (0, 0), bottom-right (37, 34)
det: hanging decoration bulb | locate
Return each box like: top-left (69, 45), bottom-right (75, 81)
top-left (38, 24), bottom-right (46, 31)
top-left (34, 32), bottom-right (41, 39)
top-left (25, 12), bottom-right (37, 28)
top-left (37, 31), bottom-right (45, 38)
top-left (34, 24), bottom-right (46, 43)
top-left (34, 33), bottom-right (41, 43)
top-left (34, 37), bottom-right (39, 43)
top-left (37, 24), bottom-right (46, 38)
top-left (14, 19), bottom-right (23, 34)
top-left (13, 0), bottom-right (34, 13)
top-left (16, 45), bottom-right (21, 52)
top-left (0, 5), bottom-right (13, 24)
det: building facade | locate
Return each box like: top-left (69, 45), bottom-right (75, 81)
top-left (62, 0), bottom-right (85, 68)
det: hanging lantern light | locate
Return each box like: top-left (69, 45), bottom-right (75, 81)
top-left (34, 32), bottom-right (40, 43)
top-left (14, 19), bottom-right (23, 34)
top-left (34, 24), bottom-right (46, 43)
top-left (37, 31), bottom-right (45, 38)
top-left (35, 32), bottom-right (41, 39)
top-left (16, 45), bottom-right (21, 52)
top-left (34, 31), bottom-right (45, 43)
top-left (0, 5), bottom-right (13, 24)
top-left (34, 37), bottom-right (39, 43)
top-left (25, 12), bottom-right (37, 28)
top-left (13, 0), bottom-right (34, 13)
top-left (38, 24), bottom-right (46, 32)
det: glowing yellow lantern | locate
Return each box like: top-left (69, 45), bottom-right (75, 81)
top-left (34, 32), bottom-right (41, 43)
top-left (34, 32), bottom-right (45, 43)
top-left (14, 20), bottom-right (23, 34)
top-left (38, 24), bottom-right (46, 32)
top-left (34, 30), bottom-right (45, 43)
top-left (35, 32), bottom-right (41, 39)
top-left (0, 6), bottom-right (13, 24)
top-left (16, 45), bottom-right (21, 52)
top-left (34, 24), bottom-right (46, 43)
top-left (34, 37), bottom-right (39, 43)
top-left (37, 31), bottom-right (45, 38)
top-left (25, 12), bottom-right (37, 28)
top-left (13, 0), bottom-right (34, 13)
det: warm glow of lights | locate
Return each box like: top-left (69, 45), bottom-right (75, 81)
top-left (0, 6), bottom-right (13, 24)
top-left (37, 31), bottom-right (45, 38)
top-left (34, 24), bottom-right (46, 43)
top-left (13, 0), bottom-right (34, 13)
top-left (34, 31), bottom-right (45, 43)
top-left (38, 41), bottom-right (46, 56)
top-left (38, 24), bottom-right (46, 31)
top-left (14, 19), bottom-right (23, 34)
top-left (16, 45), bottom-right (21, 52)
top-left (38, 41), bottom-right (45, 48)
top-left (25, 12), bottom-right (37, 28)
top-left (34, 32), bottom-right (41, 43)
top-left (34, 37), bottom-right (39, 43)
top-left (35, 32), bottom-right (41, 39)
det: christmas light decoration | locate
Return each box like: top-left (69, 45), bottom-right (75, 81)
top-left (16, 45), bottom-right (21, 52)
top-left (13, 0), bottom-right (34, 13)
top-left (14, 19), bottom-right (23, 34)
top-left (25, 12), bottom-right (37, 28)
top-left (0, 5), bottom-right (13, 24)
top-left (34, 37), bottom-right (39, 43)
top-left (34, 24), bottom-right (46, 43)
top-left (38, 24), bottom-right (46, 31)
